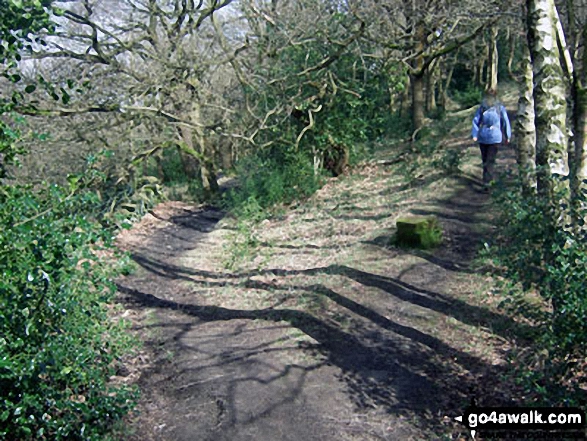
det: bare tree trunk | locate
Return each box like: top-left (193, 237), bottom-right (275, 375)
top-left (527, 0), bottom-right (570, 205)
top-left (220, 139), bottom-right (233, 170)
top-left (426, 60), bottom-right (437, 113)
top-left (178, 102), bottom-right (219, 196)
top-left (516, 46), bottom-right (537, 193)
top-left (438, 51), bottom-right (458, 111)
top-left (488, 25), bottom-right (499, 90)
top-left (478, 59), bottom-right (486, 87)
top-left (179, 127), bottom-right (199, 177)
top-left (507, 28), bottom-right (519, 81)
top-left (478, 37), bottom-right (489, 87)
top-left (409, 15), bottom-right (427, 132)
top-left (411, 72), bottom-right (426, 131)
top-left (400, 76), bottom-right (411, 118)
top-left (178, 127), bottom-right (199, 179)
top-left (192, 104), bottom-right (219, 194)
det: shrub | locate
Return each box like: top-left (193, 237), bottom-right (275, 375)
top-left (0, 183), bottom-right (138, 440)
top-left (433, 147), bottom-right (464, 175)
top-left (491, 186), bottom-right (587, 354)
top-left (451, 84), bottom-right (483, 109)
top-left (224, 148), bottom-right (323, 216)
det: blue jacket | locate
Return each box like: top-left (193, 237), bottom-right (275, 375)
top-left (471, 101), bottom-right (511, 145)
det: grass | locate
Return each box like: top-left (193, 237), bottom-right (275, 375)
top-left (122, 112), bottom-right (542, 439)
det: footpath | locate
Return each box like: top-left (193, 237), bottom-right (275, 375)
top-left (116, 126), bottom-right (526, 440)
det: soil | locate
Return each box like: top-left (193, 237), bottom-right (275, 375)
top-left (115, 118), bottom-right (532, 440)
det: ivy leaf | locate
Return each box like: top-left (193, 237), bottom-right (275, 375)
top-left (60, 88), bottom-right (70, 105)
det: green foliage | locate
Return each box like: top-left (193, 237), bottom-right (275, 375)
top-left (406, 117), bottom-right (465, 179)
top-left (142, 148), bottom-right (213, 203)
top-left (0, 113), bottom-right (28, 177)
top-left (450, 84), bottom-right (483, 108)
top-left (0, 10), bottom-right (144, 438)
top-left (0, 0), bottom-right (55, 61)
top-left (491, 185), bottom-right (587, 355)
top-left (0, 0), bottom-right (57, 170)
top-left (0, 183), bottom-right (138, 440)
top-left (69, 150), bottom-right (163, 227)
top-left (432, 147), bottom-right (464, 175)
top-left (222, 201), bottom-right (263, 270)
top-left (246, 9), bottom-right (403, 175)
top-left (145, 147), bottom-right (186, 185)
top-left (224, 149), bottom-right (322, 216)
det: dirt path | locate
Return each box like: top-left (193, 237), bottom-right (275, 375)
top-left (115, 130), bottom-right (528, 440)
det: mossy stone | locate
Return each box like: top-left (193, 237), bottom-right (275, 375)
top-left (395, 216), bottom-right (442, 249)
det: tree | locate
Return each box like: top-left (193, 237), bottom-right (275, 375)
top-left (487, 24), bottom-right (499, 91)
top-left (214, 0), bottom-right (372, 175)
top-left (515, 43), bottom-right (538, 193)
top-left (1, 0), bottom-right (55, 178)
top-left (560, 0), bottom-right (587, 227)
top-left (15, 0), bottom-right (241, 193)
top-left (352, 0), bottom-right (503, 132)
top-left (526, 0), bottom-right (570, 209)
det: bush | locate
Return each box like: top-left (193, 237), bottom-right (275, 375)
top-left (0, 183), bottom-right (138, 440)
top-left (491, 186), bottom-right (587, 354)
top-left (487, 185), bottom-right (587, 406)
top-left (69, 150), bottom-right (163, 227)
top-left (432, 147), bottom-right (464, 175)
top-left (450, 84), bottom-right (483, 109)
top-left (224, 148), bottom-right (323, 216)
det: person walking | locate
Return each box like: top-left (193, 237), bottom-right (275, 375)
top-left (471, 87), bottom-right (511, 191)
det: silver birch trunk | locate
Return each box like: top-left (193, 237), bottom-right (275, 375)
top-left (516, 47), bottom-right (537, 193)
top-left (572, 84), bottom-right (587, 224)
top-left (488, 25), bottom-right (499, 91)
top-left (571, 23), bottom-right (587, 229)
top-left (526, 0), bottom-right (570, 206)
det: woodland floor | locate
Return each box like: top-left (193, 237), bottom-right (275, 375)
top-left (114, 112), bottom-right (536, 440)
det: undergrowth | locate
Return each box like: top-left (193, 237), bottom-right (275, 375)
top-left (487, 183), bottom-right (587, 407)
top-left (224, 149), bottom-right (324, 214)
top-left (0, 152), bottom-right (157, 440)
top-left (218, 149), bottom-right (322, 269)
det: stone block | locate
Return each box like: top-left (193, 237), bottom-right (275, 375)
top-left (395, 216), bottom-right (442, 249)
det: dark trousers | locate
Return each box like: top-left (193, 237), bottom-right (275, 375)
top-left (479, 143), bottom-right (499, 185)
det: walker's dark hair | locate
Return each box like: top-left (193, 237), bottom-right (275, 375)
top-left (484, 86), bottom-right (498, 97)
top-left (483, 87), bottom-right (499, 107)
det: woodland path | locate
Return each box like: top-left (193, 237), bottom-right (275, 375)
top-left (115, 119), bottom-right (528, 440)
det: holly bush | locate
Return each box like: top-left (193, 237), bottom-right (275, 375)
top-left (0, 182), bottom-right (137, 440)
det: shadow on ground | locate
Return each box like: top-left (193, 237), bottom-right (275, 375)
top-left (117, 167), bottom-right (530, 440)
